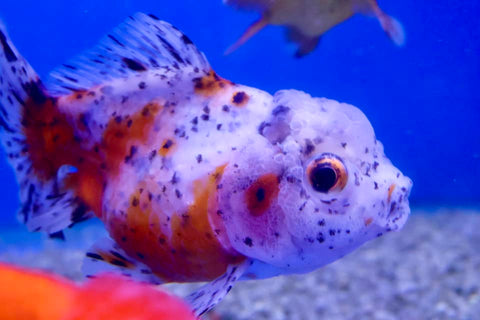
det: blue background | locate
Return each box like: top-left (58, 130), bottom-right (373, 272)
top-left (0, 1), bottom-right (478, 226)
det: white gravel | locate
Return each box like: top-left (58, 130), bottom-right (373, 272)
top-left (1, 208), bottom-right (479, 320)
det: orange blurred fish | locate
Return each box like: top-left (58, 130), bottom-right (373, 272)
top-left (0, 262), bottom-right (195, 320)
top-left (225, 0), bottom-right (406, 56)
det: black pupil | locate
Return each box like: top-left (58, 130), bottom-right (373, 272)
top-left (309, 165), bottom-right (337, 193)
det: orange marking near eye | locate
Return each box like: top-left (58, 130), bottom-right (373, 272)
top-left (193, 70), bottom-right (233, 96)
top-left (387, 184), bottom-right (396, 202)
top-left (231, 91), bottom-right (249, 107)
top-left (110, 164), bottom-right (244, 283)
top-left (245, 174), bottom-right (280, 217)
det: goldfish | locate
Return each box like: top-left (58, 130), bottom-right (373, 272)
top-left (0, 262), bottom-right (195, 320)
top-left (225, 0), bottom-right (406, 56)
top-left (0, 13), bottom-right (412, 315)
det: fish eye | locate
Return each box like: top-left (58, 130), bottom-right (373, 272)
top-left (306, 154), bottom-right (348, 193)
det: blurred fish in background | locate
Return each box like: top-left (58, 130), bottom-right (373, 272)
top-left (0, 262), bottom-right (195, 320)
top-left (225, 0), bottom-right (405, 56)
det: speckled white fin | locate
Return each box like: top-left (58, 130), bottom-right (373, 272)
top-left (82, 237), bottom-right (163, 285)
top-left (0, 22), bottom-right (92, 235)
top-left (46, 12), bottom-right (210, 95)
top-left (186, 259), bottom-right (252, 316)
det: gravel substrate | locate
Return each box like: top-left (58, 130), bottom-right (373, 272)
top-left (1, 208), bottom-right (479, 320)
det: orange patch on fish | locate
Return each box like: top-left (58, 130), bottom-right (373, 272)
top-left (102, 101), bottom-right (162, 176)
top-left (193, 70), bottom-right (233, 96)
top-left (245, 174), bottom-right (280, 216)
top-left (23, 96), bottom-right (106, 215)
top-left (231, 91), bottom-right (249, 107)
top-left (110, 165), bottom-right (244, 282)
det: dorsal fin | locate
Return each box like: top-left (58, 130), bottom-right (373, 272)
top-left (46, 13), bottom-right (210, 95)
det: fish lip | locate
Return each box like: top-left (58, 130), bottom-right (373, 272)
top-left (383, 178), bottom-right (412, 231)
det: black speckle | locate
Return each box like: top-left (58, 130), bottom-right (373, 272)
top-left (341, 142), bottom-right (347, 148)
top-left (86, 252), bottom-right (104, 261)
top-left (148, 14), bottom-right (160, 20)
top-left (244, 237), bottom-right (253, 247)
top-left (108, 34), bottom-right (125, 47)
top-left (329, 229), bottom-right (336, 236)
top-left (23, 80), bottom-right (48, 104)
top-left (196, 154), bottom-right (203, 163)
top-left (222, 105), bottom-right (230, 112)
top-left (110, 259), bottom-right (128, 267)
top-left (132, 197), bottom-right (139, 207)
top-left (122, 57), bottom-right (147, 71)
top-left (0, 30), bottom-right (17, 62)
top-left (255, 188), bottom-right (265, 202)
top-left (316, 232), bottom-right (325, 243)
top-left (318, 219), bottom-right (325, 226)
top-left (162, 139), bottom-right (173, 149)
top-left (304, 139), bottom-right (315, 155)
top-left (181, 34), bottom-right (193, 45)
top-left (124, 145), bottom-right (138, 163)
top-left (175, 189), bottom-right (182, 199)
top-left (138, 81), bottom-right (147, 89)
top-left (232, 91), bottom-right (248, 105)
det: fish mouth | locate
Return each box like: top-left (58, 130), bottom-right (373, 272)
top-left (383, 178), bottom-right (413, 231)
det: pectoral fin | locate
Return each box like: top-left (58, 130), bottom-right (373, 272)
top-left (82, 237), bottom-right (163, 285)
top-left (185, 259), bottom-right (252, 316)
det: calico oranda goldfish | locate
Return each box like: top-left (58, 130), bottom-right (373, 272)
top-left (225, 0), bottom-right (406, 56)
top-left (0, 262), bottom-right (195, 320)
top-left (0, 13), bottom-right (412, 315)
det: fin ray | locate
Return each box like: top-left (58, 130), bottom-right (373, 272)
top-left (186, 260), bottom-right (251, 316)
top-left (82, 237), bottom-right (163, 285)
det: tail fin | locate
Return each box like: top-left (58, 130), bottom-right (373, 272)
top-left (0, 23), bottom-right (92, 234)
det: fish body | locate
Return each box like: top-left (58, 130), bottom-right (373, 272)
top-left (0, 262), bottom-right (195, 320)
top-left (225, 0), bottom-right (406, 56)
top-left (0, 13), bottom-right (411, 314)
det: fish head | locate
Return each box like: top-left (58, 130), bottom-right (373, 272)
top-left (218, 90), bottom-right (412, 273)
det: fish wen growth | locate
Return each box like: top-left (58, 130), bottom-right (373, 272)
top-left (0, 13), bottom-right (412, 315)
top-left (225, 0), bottom-right (405, 56)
